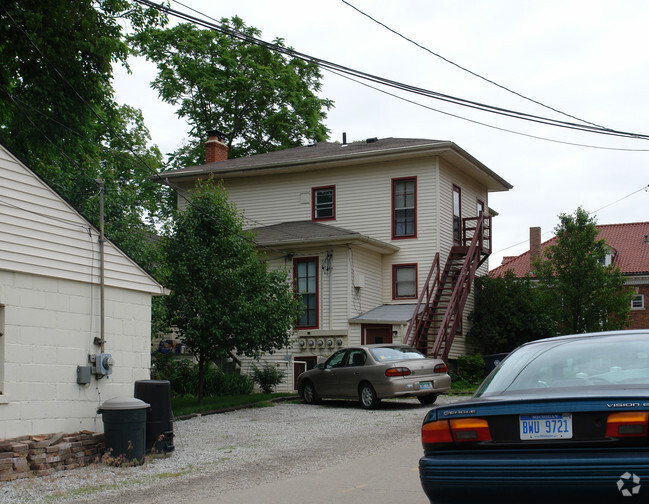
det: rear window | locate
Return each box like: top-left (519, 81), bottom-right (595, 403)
top-left (476, 334), bottom-right (649, 397)
top-left (369, 346), bottom-right (425, 362)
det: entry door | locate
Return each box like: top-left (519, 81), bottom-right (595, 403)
top-left (362, 324), bottom-right (393, 344)
top-left (293, 356), bottom-right (318, 390)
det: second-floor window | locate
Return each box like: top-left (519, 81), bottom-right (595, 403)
top-left (393, 264), bottom-right (417, 299)
top-left (453, 185), bottom-right (462, 244)
top-left (392, 177), bottom-right (416, 239)
top-left (294, 257), bottom-right (318, 328)
top-left (312, 186), bottom-right (335, 221)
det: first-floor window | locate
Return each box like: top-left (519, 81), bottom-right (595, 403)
top-left (393, 264), bottom-right (417, 299)
top-left (632, 294), bottom-right (645, 310)
top-left (294, 257), bottom-right (318, 328)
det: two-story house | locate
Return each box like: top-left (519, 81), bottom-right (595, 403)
top-left (162, 132), bottom-right (512, 391)
top-left (491, 224), bottom-right (649, 329)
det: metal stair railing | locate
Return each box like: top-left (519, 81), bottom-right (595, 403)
top-left (403, 213), bottom-right (491, 359)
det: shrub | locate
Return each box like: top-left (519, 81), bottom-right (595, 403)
top-left (250, 363), bottom-right (286, 394)
top-left (151, 352), bottom-right (253, 397)
top-left (450, 354), bottom-right (487, 390)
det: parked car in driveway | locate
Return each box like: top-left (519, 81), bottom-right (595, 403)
top-left (297, 344), bottom-right (451, 409)
top-left (419, 330), bottom-right (649, 503)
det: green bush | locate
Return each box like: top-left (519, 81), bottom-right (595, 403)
top-left (450, 354), bottom-right (487, 390)
top-left (151, 352), bottom-right (253, 397)
top-left (250, 363), bottom-right (286, 394)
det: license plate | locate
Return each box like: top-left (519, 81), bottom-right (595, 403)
top-left (520, 413), bottom-right (573, 440)
top-left (419, 381), bottom-right (433, 390)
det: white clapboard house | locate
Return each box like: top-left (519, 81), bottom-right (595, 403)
top-left (162, 132), bottom-right (512, 391)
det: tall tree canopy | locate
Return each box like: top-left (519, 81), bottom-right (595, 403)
top-left (163, 181), bottom-right (301, 403)
top-left (0, 0), bottom-right (170, 273)
top-left (130, 17), bottom-right (333, 166)
top-left (533, 207), bottom-right (632, 334)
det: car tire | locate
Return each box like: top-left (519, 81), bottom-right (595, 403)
top-left (417, 394), bottom-right (438, 405)
top-left (359, 382), bottom-right (381, 410)
top-left (301, 380), bottom-right (321, 405)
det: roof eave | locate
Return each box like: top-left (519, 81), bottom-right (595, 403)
top-left (256, 234), bottom-right (399, 255)
top-left (162, 141), bottom-right (512, 192)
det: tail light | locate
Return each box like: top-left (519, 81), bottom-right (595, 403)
top-left (434, 363), bottom-right (448, 373)
top-left (422, 418), bottom-right (492, 447)
top-left (385, 367), bottom-right (411, 377)
top-left (606, 412), bottom-right (649, 437)
top-left (422, 420), bottom-right (453, 445)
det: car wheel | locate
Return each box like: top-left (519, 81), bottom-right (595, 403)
top-left (359, 382), bottom-right (381, 409)
top-left (301, 381), bottom-right (321, 405)
top-left (417, 394), bottom-right (438, 405)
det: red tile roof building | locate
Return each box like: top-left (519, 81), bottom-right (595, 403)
top-left (490, 222), bottom-right (649, 329)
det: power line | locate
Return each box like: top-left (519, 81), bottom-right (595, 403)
top-left (134, 0), bottom-right (649, 142)
top-left (326, 68), bottom-right (649, 152)
top-left (494, 184), bottom-right (649, 255)
top-left (340, 0), bottom-right (610, 132)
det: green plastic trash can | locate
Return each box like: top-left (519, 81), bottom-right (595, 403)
top-left (97, 396), bottom-right (150, 464)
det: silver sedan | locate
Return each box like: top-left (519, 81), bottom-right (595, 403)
top-left (297, 344), bottom-right (451, 409)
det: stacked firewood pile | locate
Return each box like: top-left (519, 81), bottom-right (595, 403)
top-left (0, 431), bottom-right (104, 481)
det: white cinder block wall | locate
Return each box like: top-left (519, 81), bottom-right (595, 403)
top-left (0, 271), bottom-right (152, 439)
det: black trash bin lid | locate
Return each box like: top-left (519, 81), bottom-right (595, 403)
top-left (98, 396), bottom-right (150, 411)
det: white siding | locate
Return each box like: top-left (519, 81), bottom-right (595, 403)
top-left (179, 148), bottom-right (499, 367)
top-left (0, 145), bottom-right (164, 295)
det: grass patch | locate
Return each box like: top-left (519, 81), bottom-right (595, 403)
top-left (171, 393), bottom-right (294, 416)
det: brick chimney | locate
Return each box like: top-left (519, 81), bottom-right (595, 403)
top-left (205, 130), bottom-right (229, 164)
top-left (530, 227), bottom-right (541, 264)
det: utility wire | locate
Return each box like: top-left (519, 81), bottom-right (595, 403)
top-left (340, 0), bottom-right (610, 132)
top-left (326, 68), bottom-right (649, 152)
top-left (494, 184), bottom-right (649, 255)
top-left (136, 0), bottom-right (649, 142)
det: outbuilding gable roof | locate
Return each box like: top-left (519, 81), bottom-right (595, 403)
top-left (491, 222), bottom-right (649, 277)
top-left (0, 143), bottom-right (166, 295)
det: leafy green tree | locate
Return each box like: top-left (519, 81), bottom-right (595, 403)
top-left (130, 17), bottom-right (333, 165)
top-left (163, 181), bottom-right (301, 403)
top-left (0, 1), bottom-right (169, 274)
top-left (533, 207), bottom-right (632, 334)
top-left (467, 271), bottom-right (557, 355)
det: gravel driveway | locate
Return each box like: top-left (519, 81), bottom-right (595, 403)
top-left (1, 395), bottom-right (469, 504)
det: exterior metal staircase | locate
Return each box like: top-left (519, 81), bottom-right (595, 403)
top-left (403, 213), bottom-right (491, 361)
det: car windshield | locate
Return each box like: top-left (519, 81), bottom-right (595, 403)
top-left (369, 346), bottom-right (425, 362)
top-left (475, 333), bottom-right (649, 397)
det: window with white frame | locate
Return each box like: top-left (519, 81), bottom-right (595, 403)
top-left (632, 294), bottom-right (645, 310)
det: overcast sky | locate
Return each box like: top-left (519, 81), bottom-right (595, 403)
top-left (113, 0), bottom-right (649, 269)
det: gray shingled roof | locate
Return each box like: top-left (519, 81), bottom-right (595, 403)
top-left (252, 221), bottom-right (398, 254)
top-left (161, 137), bottom-right (512, 191)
